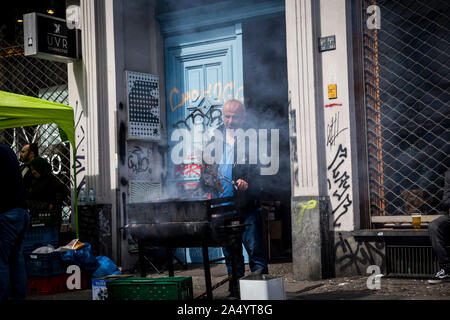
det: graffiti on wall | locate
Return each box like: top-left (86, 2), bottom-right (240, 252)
top-left (173, 103), bottom-right (223, 132)
top-left (128, 146), bottom-right (151, 176)
top-left (327, 143), bottom-right (353, 227)
top-left (74, 101), bottom-right (86, 193)
top-left (174, 163), bottom-right (201, 179)
top-left (41, 153), bottom-right (63, 175)
top-left (296, 199), bottom-right (317, 227)
top-left (288, 96), bottom-right (299, 188)
top-left (170, 97), bottom-right (224, 197)
top-left (125, 130), bottom-right (162, 202)
top-left (169, 81), bottom-right (244, 112)
top-left (326, 111), bottom-right (348, 148)
top-left (127, 142), bottom-right (161, 182)
top-left (325, 106), bottom-right (353, 229)
top-left (335, 233), bottom-right (385, 275)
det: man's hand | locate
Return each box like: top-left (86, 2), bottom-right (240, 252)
top-left (235, 179), bottom-right (248, 191)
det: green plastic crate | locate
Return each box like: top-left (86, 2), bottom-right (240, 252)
top-left (106, 277), bottom-right (193, 300)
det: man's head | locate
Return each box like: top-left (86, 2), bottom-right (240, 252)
top-left (223, 99), bottom-right (245, 130)
top-left (19, 143), bottom-right (38, 164)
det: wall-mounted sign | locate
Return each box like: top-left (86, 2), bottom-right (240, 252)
top-left (328, 84), bottom-right (337, 99)
top-left (23, 12), bottom-right (81, 63)
top-left (319, 35), bottom-right (336, 52)
top-left (126, 71), bottom-right (161, 141)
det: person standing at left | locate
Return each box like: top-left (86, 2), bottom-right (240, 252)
top-left (0, 142), bottom-right (29, 300)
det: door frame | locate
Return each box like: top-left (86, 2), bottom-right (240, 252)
top-left (156, 0), bottom-right (285, 37)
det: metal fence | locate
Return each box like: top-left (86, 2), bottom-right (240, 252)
top-left (0, 24), bottom-right (71, 221)
top-left (363, 0), bottom-right (450, 217)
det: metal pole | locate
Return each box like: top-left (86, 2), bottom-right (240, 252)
top-left (230, 248), bottom-right (238, 298)
top-left (167, 247), bottom-right (174, 277)
top-left (138, 239), bottom-right (147, 277)
top-left (202, 242), bottom-right (213, 299)
top-left (72, 150), bottom-right (79, 239)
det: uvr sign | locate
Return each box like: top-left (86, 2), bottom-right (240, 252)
top-left (23, 12), bottom-right (81, 63)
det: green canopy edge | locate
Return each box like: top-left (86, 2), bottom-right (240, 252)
top-left (0, 90), bottom-right (79, 238)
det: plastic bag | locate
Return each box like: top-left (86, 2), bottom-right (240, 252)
top-left (56, 239), bottom-right (85, 251)
top-left (92, 256), bottom-right (121, 278)
top-left (32, 245), bottom-right (55, 254)
top-left (59, 242), bottom-right (99, 273)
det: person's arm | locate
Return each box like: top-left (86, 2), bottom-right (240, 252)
top-left (234, 162), bottom-right (262, 196)
top-left (234, 161), bottom-right (250, 191)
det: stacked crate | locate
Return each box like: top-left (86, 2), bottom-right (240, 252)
top-left (25, 208), bottom-right (66, 295)
top-left (24, 208), bottom-right (60, 252)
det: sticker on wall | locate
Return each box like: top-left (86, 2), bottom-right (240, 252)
top-left (126, 71), bottom-right (161, 141)
top-left (128, 181), bottom-right (161, 203)
top-left (328, 84), bottom-right (337, 99)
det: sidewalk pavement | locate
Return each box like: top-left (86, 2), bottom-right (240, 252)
top-left (26, 262), bottom-right (450, 300)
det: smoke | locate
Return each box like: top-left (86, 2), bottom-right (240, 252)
top-left (240, 15), bottom-right (290, 195)
top-left (151, 1), bottom-right (291, 200)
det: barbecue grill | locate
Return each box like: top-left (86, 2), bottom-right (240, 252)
top-left (126, 196), bottom-right (243, 246)
top-left (125, 196), bottom-right (246, 299)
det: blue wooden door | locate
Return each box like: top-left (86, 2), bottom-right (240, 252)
top-left (165, 24), bottom-right (247, 264)
top-left (165, 24), bottom-right (244, 198)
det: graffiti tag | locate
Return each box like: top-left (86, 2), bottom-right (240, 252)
top-left (173, 105), bottom-right (223, 132)
top-left (169, 81), bottom-right (244, 112)
top-left (296, 200), bottom-right (317, 227)
top-left (335, 234), bottom-right (385, 275)
top-left (328, 144), bottom-right (352, 227)
top-left (128, 146), bottom-right (151, 175)
top-left (326, 112), bottom-right (348, 149)
top-left (174, 164), bottom-right (201, 179)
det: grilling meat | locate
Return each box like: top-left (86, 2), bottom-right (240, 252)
top-left (200, 162), bottom-right (224, 193)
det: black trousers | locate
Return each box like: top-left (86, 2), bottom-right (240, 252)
top-left (429, 215), bottom-right (450, 271)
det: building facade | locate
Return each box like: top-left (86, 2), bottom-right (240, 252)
top-left (2, 0), bottom-right (448, 280)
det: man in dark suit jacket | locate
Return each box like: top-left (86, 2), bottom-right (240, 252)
top-left (428, 170), bottom-right (450, 284)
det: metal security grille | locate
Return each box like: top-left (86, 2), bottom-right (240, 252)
top-left (363, 0), bottom-right (450, 217)
top-left (0, 24), bottom-right (71, 220)
top-left (386, 245), bottom-right (443, 277)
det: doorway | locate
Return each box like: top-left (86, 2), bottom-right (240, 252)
top-left (161, 1), bottom-right (291, 262)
